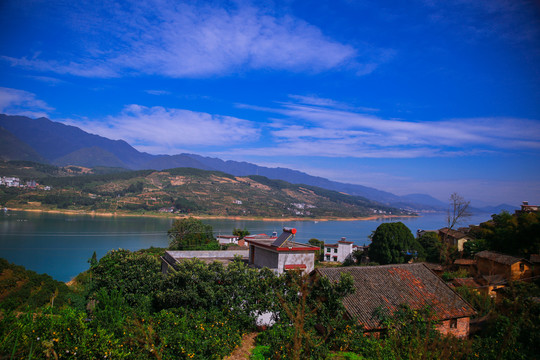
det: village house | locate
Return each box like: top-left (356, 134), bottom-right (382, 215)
top-left (245, 227), bottom-right (319, 274)
top-left (323, 238), bottom-right (360, 263)
top-left (314, 263), bottom-right (476, 338)
top-left (0, 177), bottom-right (20, 187)
top-left (515, 201), bottom-right (539, 215)
top-left (438, 228), bottom-right (474, 252)
top-left (475, 250), bottom-right (532, 282)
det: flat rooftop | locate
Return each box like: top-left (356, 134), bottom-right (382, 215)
top-left (162, 250), bottom-right (249, 266)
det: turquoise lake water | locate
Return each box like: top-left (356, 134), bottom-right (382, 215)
top-left (0, 211), bottom-right (492, 281)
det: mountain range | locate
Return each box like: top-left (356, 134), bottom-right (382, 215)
top-left (0, 114), bottom-right (516, 213)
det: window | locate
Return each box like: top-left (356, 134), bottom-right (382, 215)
top-left (326, 255), bottom-right (330, 261)
top-left (520, 263), bottom-right (525, 271)
top-left (334, 248), bottom-right (338, 253)
top-left (449, 319), bottom-right (457, 329)
top-left (326, 248), bottom-right (331, 253)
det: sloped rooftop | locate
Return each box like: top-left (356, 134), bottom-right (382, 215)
top-left (476, 250), bottom-right (525, 266)
top-left (315, 263), bottom-right (475, 330)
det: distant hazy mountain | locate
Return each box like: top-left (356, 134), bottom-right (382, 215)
top-left (0, 113), bottom-right (451, 210)
top-left (476, 204), bottom-right (519, 214)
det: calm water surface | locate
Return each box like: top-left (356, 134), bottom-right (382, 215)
top-left (0, 211), bottom-right (491, 281)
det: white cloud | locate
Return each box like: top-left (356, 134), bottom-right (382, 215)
top-left (0, 87), bottom-right (54, 118)
top-left (3, 1), bottom-right (378, 78)
top-left (232, 97), bottom-right (540, 158)
top-left (62, 104), bottom-right (260, 154)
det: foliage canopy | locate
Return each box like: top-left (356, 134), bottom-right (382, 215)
top-left (368, 222), bottom-right (424, 264)
top-left (167, 217), bottom-right (217, 250)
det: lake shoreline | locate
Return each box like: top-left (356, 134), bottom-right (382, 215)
top-left (5, 207), bottom-right (420, 222)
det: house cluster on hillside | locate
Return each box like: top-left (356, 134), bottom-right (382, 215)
top-left (0, 176), bottom-right (50, 190)
top-left (451, 250), bottom-right (536, 297)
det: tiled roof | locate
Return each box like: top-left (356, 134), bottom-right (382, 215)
top-left (452, 277), bottom-right (481, 288)
top-left (423, 262), bottom-right (444, 271)
top-left (439, 228), bottom-right (470, 239)
top-left (475, 251), bottom-right (524, 265)
top-left (315, 263), bottom-right (475, 330)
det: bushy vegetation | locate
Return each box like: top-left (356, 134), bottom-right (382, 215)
top-left (368, 222), bottom-right (425, 264)
top-left (0, 251), bottom-right (277, 359)
top-left (0, 258), bottom-right (82, 312)
top-left (167, 217), bottom-right (219, 250)
top-left (469, 211), bottom-right (540, 257)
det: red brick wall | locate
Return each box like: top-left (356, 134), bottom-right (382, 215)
top-left (435, 317), bottom-right (470, 338)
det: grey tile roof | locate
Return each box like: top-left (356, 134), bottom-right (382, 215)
top-left (475, 251), bottom-right (525, 265)
top-left (315, 263), bottom-right (475, 330)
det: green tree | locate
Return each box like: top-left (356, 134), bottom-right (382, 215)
top-left (308, 238), bottom-right (324, 262)
top-left (167, 217), bottom-right (216, 250)
top-left (88, 251), bottom-right (98, 268)
top-left (232, 227), bottom-right (250, 238)
top-left (472, 211), bottom-right (540, 256)
top-left (90, 249), bottom-right (161, 311)
top-left (368, 222), bottom-right (424, 265)
top-left (258, 271), bottom-right (355, 359)
top-left (417, 232), bottom-right (443, 263)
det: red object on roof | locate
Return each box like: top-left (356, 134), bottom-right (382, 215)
top-left (284, 264), bottom-right (307, 270)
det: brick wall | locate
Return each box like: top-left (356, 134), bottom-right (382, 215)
top-left (435, 317), bottom-right (470, 338)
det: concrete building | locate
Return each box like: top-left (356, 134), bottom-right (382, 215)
top-left (245, 227), bottom-right (319, 274)
top-left (323, 238), bottom-right (358, 263)
top-left (515, 201), bottom-right (539, 215)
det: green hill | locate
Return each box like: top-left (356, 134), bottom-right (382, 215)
top-left (0, 163), bottom-right (412, 218)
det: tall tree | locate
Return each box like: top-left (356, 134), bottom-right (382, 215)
top-left (368, 222), bottom-right (424, 265)
top-left (167, 217), bottom-right (216, 250)
top-left (447, 192), bottom-right (471, 230)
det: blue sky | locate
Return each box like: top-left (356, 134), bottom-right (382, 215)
top-left (1, 0), bottom-right (539, 206)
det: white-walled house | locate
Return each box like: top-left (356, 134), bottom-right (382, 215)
top-left (245, 227), bottom-right (319, 274)
top-left (324, 238), bottom-right (358, 263)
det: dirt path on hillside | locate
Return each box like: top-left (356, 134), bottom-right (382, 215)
top-left (223, 332), bottom-right (258, 360)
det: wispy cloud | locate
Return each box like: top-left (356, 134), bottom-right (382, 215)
top-left (0, 87), bottom-right (54, 118)
top-left (62, 104), bottom-right (260, 154)
top-left (145, 90), bottom-right (172, 96)
top-left (2, 1), bottom-right (383, 78)
top-left (231, 96), bottom-right (540, 158)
